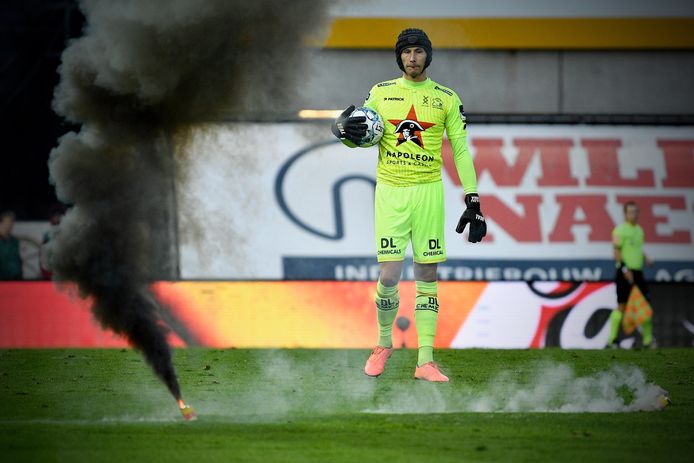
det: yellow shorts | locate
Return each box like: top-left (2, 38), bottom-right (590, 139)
top-left (374, 180), bottom-right (446, 264)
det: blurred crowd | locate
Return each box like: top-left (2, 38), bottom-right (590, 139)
top-left (0, 210), bottom-right (21, 280)
top-left (0, 206), bottom-right (64, 280)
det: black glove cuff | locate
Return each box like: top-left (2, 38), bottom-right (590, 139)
top-left (464, 193), bottom-right (481, 210)
top-left (331, 121), bottom-right (343, 139)
top-left (331, 105), bottom-right (356, 141)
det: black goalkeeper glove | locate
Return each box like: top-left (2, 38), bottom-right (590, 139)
top-left (456, 193), bottom-right (487, 243)
top-left (331, 105), bottom-right (367, 145)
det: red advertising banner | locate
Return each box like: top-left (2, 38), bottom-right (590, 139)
top-left (1, 281), bottom-right (624, 349)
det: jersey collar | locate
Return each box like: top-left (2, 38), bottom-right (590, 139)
top-left (397, 77), bottom-right (434, 89)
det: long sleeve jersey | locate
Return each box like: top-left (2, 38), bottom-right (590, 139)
top-left (343, 76), bottom-right (478, 193)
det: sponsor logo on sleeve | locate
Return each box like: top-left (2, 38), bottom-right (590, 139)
top-left (434, 85), bottom-right (453, 96)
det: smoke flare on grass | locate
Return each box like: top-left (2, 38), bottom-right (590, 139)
top-left (46, 0), bottom-right (327, 401)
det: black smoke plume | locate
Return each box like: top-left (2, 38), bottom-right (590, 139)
top-left (47, 0), bottom-right (327, 401)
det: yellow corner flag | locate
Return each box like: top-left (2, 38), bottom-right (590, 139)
top-left (622, 285), bottom-right (653, 335)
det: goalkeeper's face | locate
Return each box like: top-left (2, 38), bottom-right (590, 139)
top-left (401, 47), bottom-right (427, 79)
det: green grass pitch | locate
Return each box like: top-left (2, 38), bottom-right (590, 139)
top-left (1, 348), bottom-right (693, 462)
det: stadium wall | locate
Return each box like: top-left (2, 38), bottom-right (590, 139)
top-left (1, 281), bottom-right (692, 349)
top-left (298, 0), bottom-right (694, 117)
top-left (295, 50), bottom-right (694, 118)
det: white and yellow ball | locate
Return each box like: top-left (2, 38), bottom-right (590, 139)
top-left (350, 107), bottom-right (384, 147)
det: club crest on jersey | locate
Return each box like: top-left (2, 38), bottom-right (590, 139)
top-left (388, 105), bottom-right (435, 148)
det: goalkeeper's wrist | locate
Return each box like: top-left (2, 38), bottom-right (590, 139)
top-left (464, 193), bottom-right (481, 211)
top-left (615, 262), bottom-right (628, 273)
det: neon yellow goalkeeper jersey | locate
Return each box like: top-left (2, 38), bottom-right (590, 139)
top-left (357, 77), bottom-right (477, 192)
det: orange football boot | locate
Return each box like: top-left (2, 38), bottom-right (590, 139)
top-left (364, 346), bottom-right (393, 377)
top-left (414, 362), bottom-right (449, 382)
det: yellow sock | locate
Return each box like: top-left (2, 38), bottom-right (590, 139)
top-left (375, 280), bottom-right (399, 348)
top-left (414, 280), bottom-right (438, 365)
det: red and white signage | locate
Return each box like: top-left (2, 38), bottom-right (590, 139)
top-left (179, 124), bottom-right (694, 281)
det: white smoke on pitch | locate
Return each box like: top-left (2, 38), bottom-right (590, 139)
top-left (53, 354), bottom-right (670, 423)
top-left (191, 353), bottom-right (669, 420)
top-left (192, 350), bottom-right (378, 422)
top-left (368, 362), bottom-right (669, 414)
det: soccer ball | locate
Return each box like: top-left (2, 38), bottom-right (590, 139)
top-left (351, 107), bottom-right (384, 147)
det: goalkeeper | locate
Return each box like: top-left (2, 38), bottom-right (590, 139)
top-left (607, 201), bottom-right (655, 348)
top-left (331, 28), bottom-right (486, 382)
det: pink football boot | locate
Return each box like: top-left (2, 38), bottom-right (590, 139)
top-left (364, 346), bottom-right (393, 377)
top-left (414, 362), bottom-right (449, 382)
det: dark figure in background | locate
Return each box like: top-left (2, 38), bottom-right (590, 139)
top-left (40, 205), bottom-right (65, 279)
top-left (0, 210), bottom-right (22, 280)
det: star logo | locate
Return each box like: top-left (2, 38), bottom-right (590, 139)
top-left (388, 105), bottom-right (435, 148)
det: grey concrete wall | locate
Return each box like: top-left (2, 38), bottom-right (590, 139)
top-left (562, 52), bottom-right (694, 114)
top-left (291, 49), bottom-right (694, 116)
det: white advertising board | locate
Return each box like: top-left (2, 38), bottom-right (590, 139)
top-left (178, 123), bottom-right (694, 281)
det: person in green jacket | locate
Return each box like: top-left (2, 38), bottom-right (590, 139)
top-left (0, 210), bottom-right (22, 280)
top-left (607, 201), bottom-right (654, 348)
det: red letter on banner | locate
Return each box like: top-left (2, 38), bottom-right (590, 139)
top-left (514, 138), bottom-right (578, 186)
top-left (470, 138), bottom-right (533, 186)
top-left (583, 139), bottom-right (655, 187)
top-left (616, 196), bottom-right (691, 243)
top-left (549, 195), bottom-right (614, 242)
top-left (659, 140), bottom-right (694, 188)
top-left (482, 195), bottom-right (543, 242)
